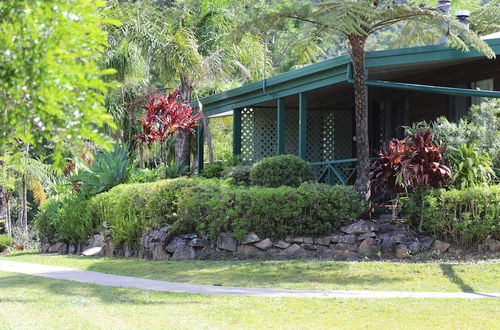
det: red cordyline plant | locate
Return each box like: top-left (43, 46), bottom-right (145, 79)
top-left (135, 89), bottom-right (200, 145)
top-left (370, 129), bottom-right (452, 198)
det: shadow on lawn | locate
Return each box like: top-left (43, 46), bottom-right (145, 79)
top-left (81, 258), bottom-right (406, 289)
top-left (439, 264), bottom-right (497, 298)
top-left (0, 273), bottom-right (203, 306)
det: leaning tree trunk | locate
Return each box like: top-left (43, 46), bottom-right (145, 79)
top-left (348, 35), bottom-right (371, 202)
top-left (175, 74), bottom-right (194, 168)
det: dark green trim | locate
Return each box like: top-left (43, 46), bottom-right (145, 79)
top-left (277, 98), bottom-right (285, 155)
top-left (196, 122), bottom-right (204, 174)
top-left (195, 39), bottom-right (500, 116)
top-left (232, 108), bottom-right (242, 156)
top-left (298, 93), bottom-right (308, 160)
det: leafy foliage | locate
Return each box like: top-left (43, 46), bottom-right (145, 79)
top-left (72, 143), bottom-right (131, 195)
top-left (201, 155), bottom-right (244, 179)
top-left (135, 90), bottom-right (200, 145)
top-left (177, 182), bottom-right (365, 240)
top-left (0, 234), bottom-right (14, 251)
top-left (448, 143), bottom-right (496, 189)
top-left (222, 165), bottom-right (252, 185)
top-left (250, 155), bottom-right (313, 188)
top-left (399, 185), bottom-right (500, 247)
top-left (371, 130), bottom-right (451, 196)
top-left (405, 99), bottom-right (500, 172)
top-left (163, 160), bottom-right (190, 179)
top-left (128, 168), bottom-right (160, 183)
top-left (0, 0), bottom-right (117, 167)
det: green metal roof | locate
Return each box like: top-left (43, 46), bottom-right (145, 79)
top-left (196, 38), bottom-right (500, 116)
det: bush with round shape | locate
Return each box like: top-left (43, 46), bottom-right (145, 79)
top-left (0, 234), bottom-right (14, 252)
top-left (250, 155), bottom-right (313, 187)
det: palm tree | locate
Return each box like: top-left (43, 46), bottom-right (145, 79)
top-left (106, 0), bottom-right (264, 168)
top-left (242, 0), bottom-right (497, 200)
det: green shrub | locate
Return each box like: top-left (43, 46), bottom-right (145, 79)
top-left (399, 185), bottom-right (500, 247)
top-left (92, 177), bottom-right (196, 247)
top-left (250, 155), bottom-right (313, 187)
top-left (177, 182), bottom-right (365, 240)
top-left (0, 234), bottom-right (14, 251)
top-left (223, 165), bottom-right (252, 185)
top-left (448, 143), bottom-right (496, 189)
top-left (201, 155), bottom-right (244, 179)
top-left (35, 194), bottom-right (97, 244)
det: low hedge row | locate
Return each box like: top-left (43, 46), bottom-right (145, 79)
top-left (36, 178), bottom-right (365, 247)
top-left (399, 185), bottom-right (500, 247)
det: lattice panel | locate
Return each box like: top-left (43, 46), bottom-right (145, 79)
top-left (241, 108), bottom-right (255, 163)
top-left (333, 110), bottom-right (353, 159)
top-left (253, 107), bottom-right (277, 162)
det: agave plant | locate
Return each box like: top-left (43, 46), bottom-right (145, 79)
top-left (371, 130), bottom-right (452, 198)
top-left (448, 143), bottom-right (496, 189)
top-left (71, 143), bottom-right (131, 195)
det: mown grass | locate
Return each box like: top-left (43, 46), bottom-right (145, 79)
top-left (0, 271), bottom-right (499, 329)
top-left (3, 251), bottom-right (499, 292)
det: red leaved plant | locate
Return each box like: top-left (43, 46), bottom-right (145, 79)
top-left (135, 89), bottom-right (200, 145)
top-left (370, 129), bottom-right (451, 197)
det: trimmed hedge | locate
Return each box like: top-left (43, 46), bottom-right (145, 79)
top-left (250, 155), bottom-right (313, 187)
top-left (399, 185), bottom-right (500, 247)
top-left (177, 182), bottom-right (365, 240)
top-left (35, 178), bottom-right (365, 248)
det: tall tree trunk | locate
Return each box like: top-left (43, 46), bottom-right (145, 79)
top-left (0, 186), bottom-right (8, 234)
top-left (348, 35), bottom-right (371, 201)
top-left (175, 74), bottom-right (193, 168)
top-left (17, 174), bottom-right (28, 234)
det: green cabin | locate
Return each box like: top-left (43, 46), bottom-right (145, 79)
top-left (195, 35), bottom-right (500, 185)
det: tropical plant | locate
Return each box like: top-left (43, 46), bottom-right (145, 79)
top-left (71, 143), bottom-right (131, 195)
top-left (0, 0), bottom-right (117, 168)
top-left (108, 0), bottom-right (265, 167)
top-left (370, 130), bottom-right (452, 197)
top-left (448, 143), bottom-right (496, 189)
top-left (404, 99), bottom-right (500, 172)
top-left (241, 0), bottom-right (496, 200)
top-left (163, 160), bottom-right (190, 179)
top-left (128, 167), bottom-right (160, 183)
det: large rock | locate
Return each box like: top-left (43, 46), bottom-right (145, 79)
top-left (151, 245), bottom-right (171, 261)
top-left (406, 240), bottom-right (423, 254)
top-left (279, 244), bottom-right (304, 257)
top-left (254, 238), bottom-right (273, 250)
top-left (357, 237), bottom-right (376, 254)
top-left (331, 233), bottom-right (356, 244)
top-left (301, 243), bottom-right (318, 250)
top-left (82, 246), bottom-right (102, 256)
top-left (171, 245), bottom-right (196, 261)
top-left (67, 244), bottom-right (76, 255)
top-left (40, 242), bottom-right (51, 253)
top-left (333, 243), bottom-right (358, 252)
top-left (165, 237), bottom-right (186, 253)
top-left (188, 237), bottom-right (207, 248)
top-left (90, 234), bottom-right (104, 248)
top-left (124, 245), bottom-right (133, 258)
top-left (240, 245), bottom-right (266, 258)
top-left (340, 220), bottom-right (376, 235)
top-left (273, 240), bottom-right (291, 249)
top-left (313, 235), bottom-right (331, 246)
top-left (395, 246), bottom-right (410, 259)
top-left (419, 236), bottom-right (434, 249)
top-left (57, 243), bottom-right (68, 255)
top-left (431, 240), bottom-right (450, 253)
top-left (284, 236), bottom-right (304, 243)
top-left (357, 232), bottom-right (376, 241)
top-left (241, 233), bottom-right (261, 245)
top-left (217, 233), bottom-right (237, 252)
top-left (377, 234), bottom-right (395, 252)
top-left (483, 238), bottom-right (500, 252)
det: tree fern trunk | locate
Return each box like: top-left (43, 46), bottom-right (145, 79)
top-left (175, 74), bottom-right (194, 168)
top-left (348, 35), bottom-right (371, 201)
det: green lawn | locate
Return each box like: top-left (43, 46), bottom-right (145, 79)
top-left (3, 251), bottom-right (499, 292)
top-left (0, 271), bottom-right (499, 329)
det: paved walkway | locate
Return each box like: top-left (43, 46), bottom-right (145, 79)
top-left (0, 260), bottom-right (499, 299)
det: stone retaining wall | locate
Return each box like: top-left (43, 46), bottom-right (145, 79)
top-left (41, 220), bottom-right (500, 260)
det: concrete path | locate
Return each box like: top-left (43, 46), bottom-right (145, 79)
top-left (0, 260), bottom-right (499, 299)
